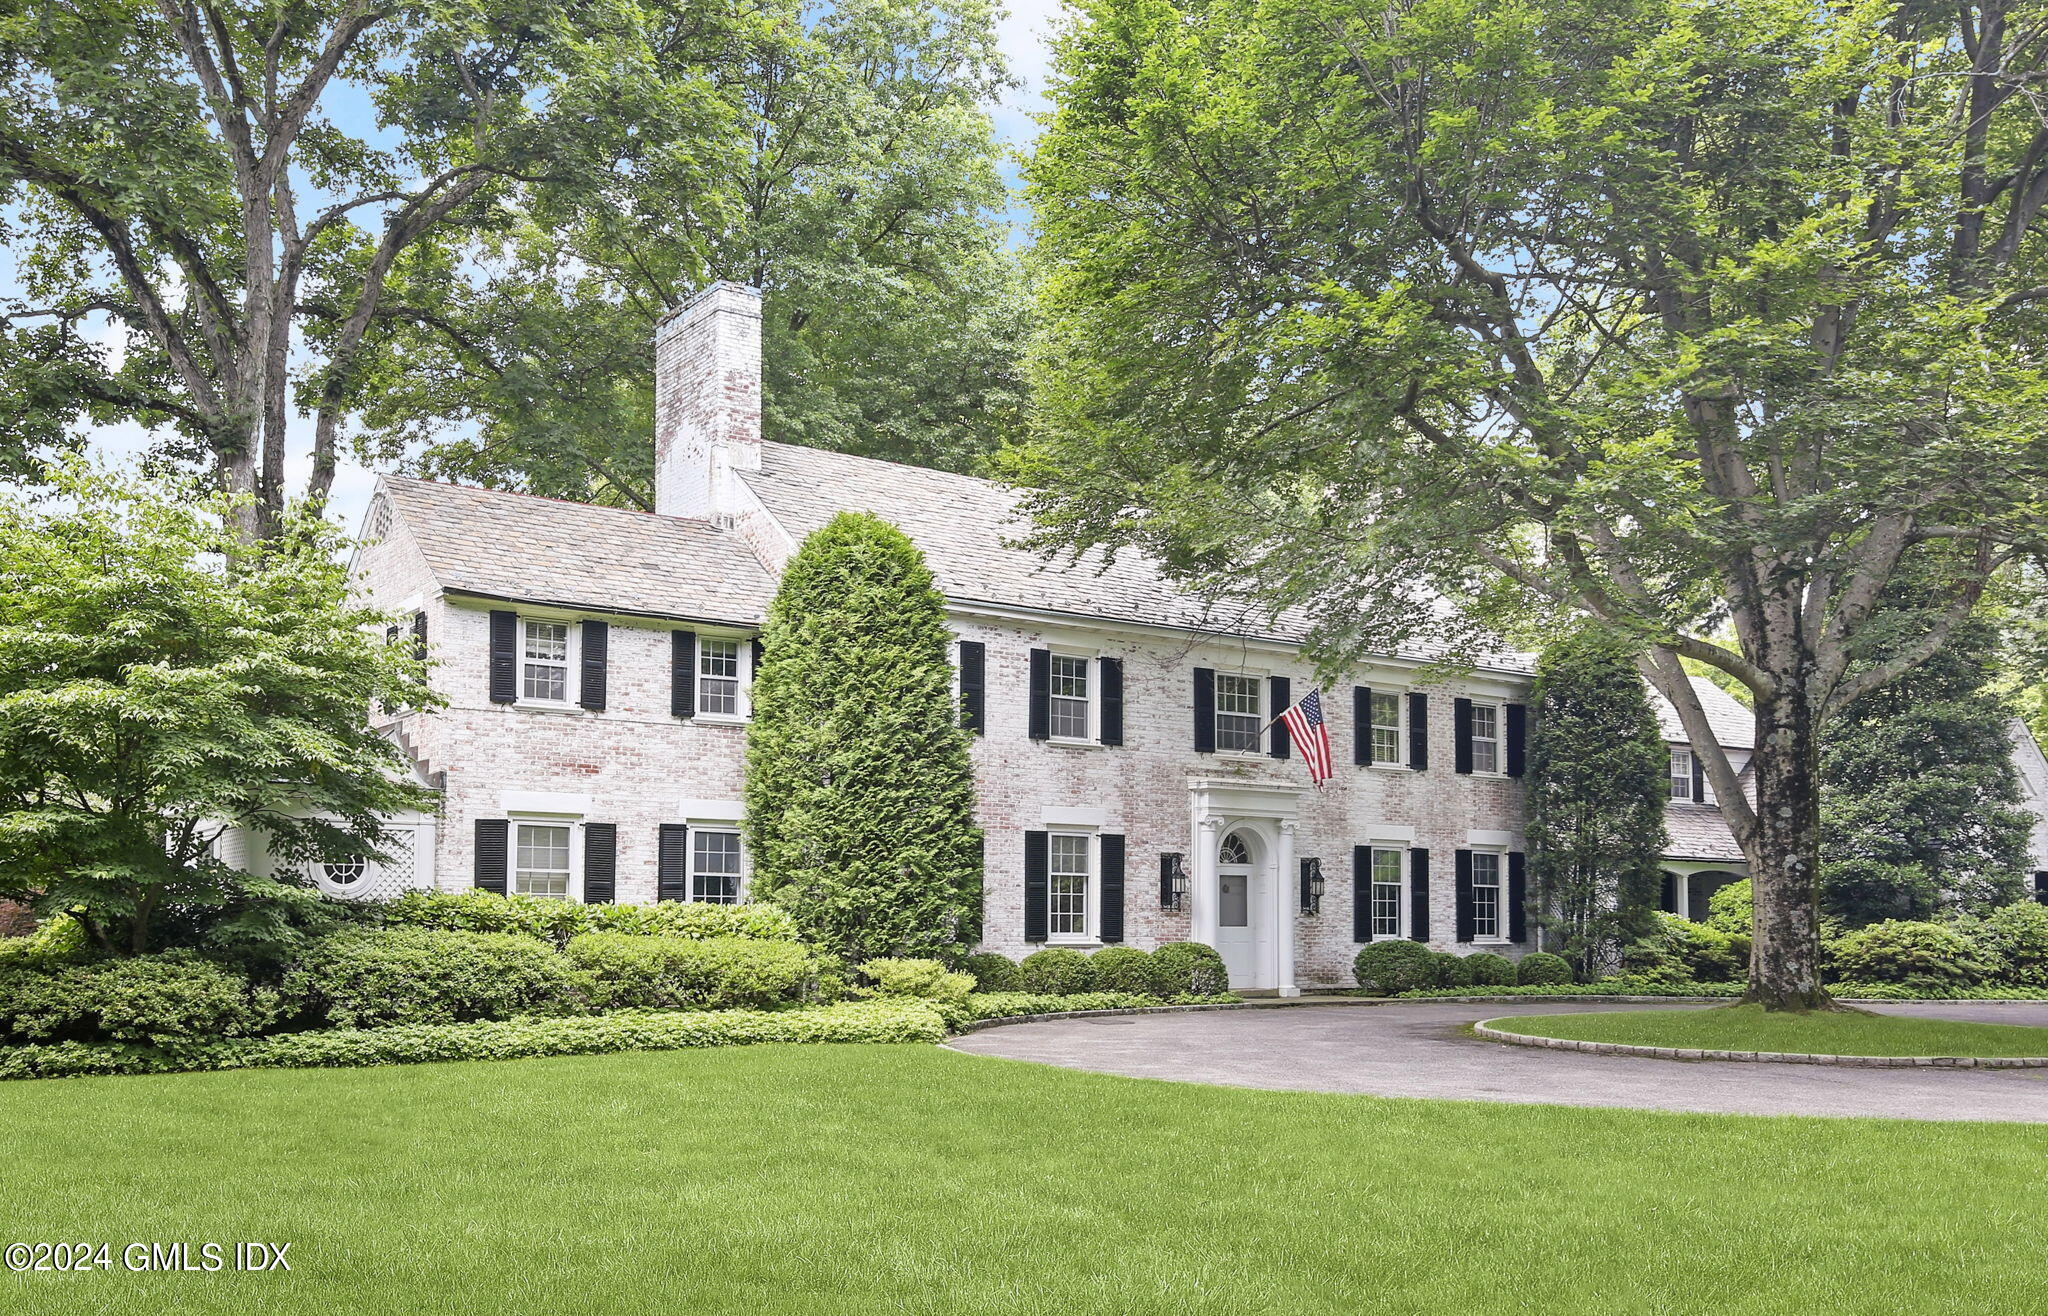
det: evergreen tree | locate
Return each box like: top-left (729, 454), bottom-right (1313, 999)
top-left (1526, 629), bottom-right (1670, 979)
top-left (743, 513), bottom-right (981, 961)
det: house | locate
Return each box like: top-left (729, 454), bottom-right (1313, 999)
top-left (273, 282), bottom-right (1765, 992)
top-left (1649, 677), bottom-right (1755, 918)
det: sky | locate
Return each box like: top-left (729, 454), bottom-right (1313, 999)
top-left (15, 0), bottom-right (1068, 536)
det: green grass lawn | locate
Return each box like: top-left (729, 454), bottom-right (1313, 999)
top-left (1486, 1004), bottom-right (2048, 1057)
top-left (4, 1043), bottom-right (2047, 1315)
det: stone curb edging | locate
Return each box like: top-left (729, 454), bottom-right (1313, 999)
top-left (952, 1002), bottom-right (1256, 1035)
top-left (1472, 1019), bottom-right (2048, 1068)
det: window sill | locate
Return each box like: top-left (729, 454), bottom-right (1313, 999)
top-left (1046, 737), bottom-right (1104, 750)
top-left (1367, 762), bottom-right (1411, 772)
top-left (1046, 940), bottom-right (1103, 950)
top-left (515, 701), bottom-right (585, 716)
top-left (691, 714), bottom-right (749, 727)
top-left (1370, 934), bottom-right (1409, 943)
top-left (1471, 937), bottom-right (1510, 946)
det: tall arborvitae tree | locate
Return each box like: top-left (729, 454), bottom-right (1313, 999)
top-left (743, 513), bottom-right (981, 961)
top-left (1526, 629), bottom-right (1670, 979)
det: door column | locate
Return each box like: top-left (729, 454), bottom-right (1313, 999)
top-left (1274, 819), bottom-right (1299, 997)
top-left (1190, 816), bottom-right (1221, 948)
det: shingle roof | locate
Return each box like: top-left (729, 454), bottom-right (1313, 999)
top-left (1663, 802), bottom-right (1746, 863)
top-left (374, 476), bottom-right (778, 623)
top-left (1649, 676), bottom-right (1755, 749)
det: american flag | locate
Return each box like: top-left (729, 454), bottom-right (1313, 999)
top-left (1279, 688), bottom-right (1334, 788)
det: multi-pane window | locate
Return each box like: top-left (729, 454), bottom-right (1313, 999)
top-left (1470, 703), bottom-right (1501, 774)
top-left (1470, 851), bottom-right (1502, 939)
top-left (515, 823), bottom-right (572, 900)
top-left (1215, 674), bottom-right (1263, 752)
top-left (1669, 747), bottom-right (1695, 801)
top-left (691, 830), bottom-right (743, 903)
top-left (1370, 848), bottom-right (1404, 937)
top-left (1048, 832), bottom-right (1091, 938)
top-left (698, 638), bottom-right (742, 716)
top-left (1049, 654), bottom-right (1091, 739)
top-left (522, 621), bottom-right (570, 702)
top-left (1371, 692), bottom-right (1403, 764)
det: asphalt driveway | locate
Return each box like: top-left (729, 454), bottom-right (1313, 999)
top-left (946, 1000), bottom-right (2048, 1122)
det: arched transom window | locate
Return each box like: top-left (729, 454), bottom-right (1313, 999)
top-left (1218, 832), bottom-right (1252, 866)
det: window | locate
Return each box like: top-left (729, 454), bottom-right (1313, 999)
top-left (515, 823), bottom-right (572, 900)
top-left (691, 829), bottom-right (743, 903)
top-left (1470, 851), bottom-right (1502, 939)
top-left (1215, 673), bottom-right (1262, 752)
top-left (1049, 654), bottom-right (1091, 739)
top-left (522, 621), bottom-right (570, 702)
top-left (1371, 692), bottom-right (1403, 765)
top-left (698, 638), bottom-right (742, 716)
top-left (1470, 702), bottom-right (1500, 774)
top-left (322, 857), bottom-right (366, 890)
top-left (1048, 832), bottom-right (1091, 938)
top-left (1670, 747), bottom-right (1694, 801)
top-left (1370, 848), bottom-right (1404, 937)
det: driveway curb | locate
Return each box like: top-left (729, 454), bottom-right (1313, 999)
top-left (1472, 1018), bottom-right (2048, 1068)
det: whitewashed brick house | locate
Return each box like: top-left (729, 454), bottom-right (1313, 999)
top-left (299, 282), bottom-right (1770, 992)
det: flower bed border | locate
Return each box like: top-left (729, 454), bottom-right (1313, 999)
top-left (1473, 1017), bottom-right (2048, 1068)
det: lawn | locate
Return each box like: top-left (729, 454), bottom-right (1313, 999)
top-left (3, 1043), bottom-right (2047, 1315)
top-left (1485, 1004), bottom-right (2048, 1057)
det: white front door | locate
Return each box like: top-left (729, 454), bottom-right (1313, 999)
top-left (1215, 860), bottom-right (1260, 988)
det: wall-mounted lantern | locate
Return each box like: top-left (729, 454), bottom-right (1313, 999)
top-left (1300, 858), bottom-right (1324, 916)
top-left (1160, 852), bottom-right (1188, 912)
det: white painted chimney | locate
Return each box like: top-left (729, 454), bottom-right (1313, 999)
top-left (653, 281), bottom-right (763, 521)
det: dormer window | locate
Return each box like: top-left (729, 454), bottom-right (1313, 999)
top-left (1670, 747), bottom-right (1694, 801)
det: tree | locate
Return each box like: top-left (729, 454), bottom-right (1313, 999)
top-left (354, 0), bottom-right (1027, 503)
top-left (742, 511), bottom-right (981, 961)
top-left (1526, 629), bottom-right (1669, 979)
top-left (0, 463), bottom-right (436, 956)
top-left (1018, 0), bottom-right (2048, 1008)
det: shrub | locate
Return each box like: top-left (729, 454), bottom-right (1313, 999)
top-left (961, 951), bottom-right (1020, 993)
top-left (1352, 940), bottom-right (1439, 995)
top-left (1149, 941), bottom-right (1228, 996)
top-left (856, 957), bottom-right (975, 1005)
top-left (584, 901), bottom-right (802, 944)
top-left (1515, 952), bottom-right (1574, 986)
top-left (1088, 946), bottom-right (1158, 996)
top-left (286, 927), bottom-right (586, 1028)
top-left (1432, 951), bottom-right (1474, 988)
top-left (565, 934), bottom-right (819, 1011)
top-left (1826, 919), bottom-right (1990, 990)
top-left (958, 991), bottom-right (1236, 1024)
top-left (1018, 947), bottom-right (1094, 994)
top-left (1964, 902), bottom-right (2048, 987)
top-left (0, 913), bottom-right (88, 971)
top-left (1704, 879), bottom-right (1751, 936)
top-left (0, 951), bottom-right (278, 1045)
top-left (379, 890), bottom-right (802, 946)
top-left (1464, 952), bottom-right (1517, 986)
top-left (1621, 915), bottom-right (1746, 985)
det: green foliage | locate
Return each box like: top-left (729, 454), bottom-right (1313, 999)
top-left (1515, 953), bottom-right (1575, 987)
top-left (1463, 953), bottom-right (1517, 987)
top-left (958, 991), bottom-right (1238, 1024)
top-left (1526, 628), bottom-right (1670, 979)
top-left (1624, 915), bottom-right (1748, 986)
top-left (1825, 921), bottom-right (1992, 991)
top-left (0, 951), bottom-right (277, 1046)
top-left (855, 957), bottom-right (976, 1005)
top-left (1704, 881), bottom-right (1753, 937)
top-left (1352, 940), bottom-right (1440, 995)
top-left (0, 465), bottom-right (436, 956)
top-left (1432, 953), bottom-right (1474, 989)
top-left (961, 951), bottom-right (1021, 993)
top-left (1018, 948), bottom-right (1095, 995)
top-left (0, 913), bottom-right (88, 970)
top-left (380, 889), bottom-right (803, 946)
top-left (1959, 903), bottom-right (2048, 988)
top-left (567, 934), bottom-right (818, 1012)
top-left (1148, 941), bottom-right (1229, 996)
top-left (743, 513), bottom-right (982, 961)
top-left (1086, 946), bottom-right (1158, 996)
top-left (284, 927), bottom-right (586, 1029)
top-left (1397, 981), bottom-right (1746, 1000)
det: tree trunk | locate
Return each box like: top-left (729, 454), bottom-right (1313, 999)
top-left (1744, 682), bottom-right (1831, 1010)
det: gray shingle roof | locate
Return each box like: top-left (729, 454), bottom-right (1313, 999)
top-left (1663, 802), bottom-right (1746, 863)
top-left (1649, 676), bottom-right (1755, 749)
top-left (375, 476), bottom-right (777, 623)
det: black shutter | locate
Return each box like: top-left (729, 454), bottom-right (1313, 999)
top-left (1192, 668), bottom-right (1216, 753)
top-left (1269, 675), bottom-right (1292, 759)
top-left (474, 819), bottom-right (509, 894)
top-left (1505, 702), bottom-right (1527, 778)
top-left (2034, 872), bottom-right (2048, 905)
top-left (1354, 686), bottom-right (1373, 765)
top-left (957, 640), bottom-right (986, 735)
top-left (1352, 846), bottom-right (1371, 941)
top-left (1027, 648), bottom-right (1051, 741)
top-left (1099, 833), bottom-right (1126, 943)
top-left (579, 620), bottom-right (608, 712)
top-left (1023, 831), bottom-right (1049, 942)
top-left (1507, 851), bottom-right (1527, 943)
top-left (657, 824), bottom-right (689, 902)
top-left (1409, 693), bottom-right (1430, 770)
top-left (671, 630), bottom-right (696, 719)
top-left (583, 823), bottom-right (617, 903)
top-left (1454, 849), bottom-right (1476, 942)
top-left (1453, 698), bottom-right (1475, 774)
top-left (1691, 752), bottom-right (1706, 803)
top-left (1409, 848), bottom-right (1431, 942)
top-left (1659, 873), bottom-right (1678, 913)
top-left (1098, 657), bottom-right (1124, 746)
top-left (488, 610), bottom-right (518, 704)
top-left (411, 610), bottom-right (427, 663)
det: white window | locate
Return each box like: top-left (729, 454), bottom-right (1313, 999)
top-left (1049, 654), bottom-right (1091, 740)
top-left (522, 620), bottom-right (571, 703)
top-left (1370, 848), bottom-right (1405, 938)
top-left (1670, 747), bottom-right (1694, 801)
top-left (1371, 691), bottom-right (1403, 765)
top-left (1470, 851), bottom-right (1502, 939)
top-left (1215, 673), bottom-right (1262, 753)
top-left (1470, 702), bottom-right (1500, 774)
top-left (514, 823), bottom-right (573, 900)
top-left (1049, 832), bottom-right (1091, 939)
top-left (691, 829), bottom-right (743, 903)
top-left (697, 637), bottom-right (742, 717)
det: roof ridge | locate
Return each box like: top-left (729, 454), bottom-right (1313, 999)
top-left (757, 439), bottom-right (1013, 494)
top-left (380, 472), bottom-right (712, 524)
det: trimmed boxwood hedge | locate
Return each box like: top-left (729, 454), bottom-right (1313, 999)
top-left (961, 952), bottom-right (1021, 993)
top-left (1088, 946), bottom-right (1157, 995)
top-left (284, 927), bottom-right (587, 1028)
top-left (0, 951), bottom-right (279, 1045)
top-left (957, 991), bottom-right (1238, 1024)
top-left (1515, 953), bottom-right (1575, 986)
top-left (1464, 953), bottom-right (1517, 987)
top-left (379, 889), bottom-right (803, 945)
top-left (566, 934), bottom-right (818, 1011)
top-left (1150, 941), bottom-right (1228, 996)
top-left (1019, 947), bottom-right (1094, 994)
top-left (1353, 940), bottom-right (1438, 995)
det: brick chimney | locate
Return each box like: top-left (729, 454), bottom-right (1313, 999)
top-left (653, 282), bottom-right (762, 521)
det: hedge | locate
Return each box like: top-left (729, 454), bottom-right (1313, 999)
top-left (0, 951), bottom-right (279, 1045)
top-left (566, 933), bottom-right (818, 1011)
top-left (955, 991), bottom-right (1238, 1026)
top-left (378, 889), bottom-right (802, 945)
top-left (0, 1001), bottom-right (948, 1081)
top-left (1396, 981), bottom-right (1747, 999)
top-left (285, 927), bottom-right (587, 1027)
